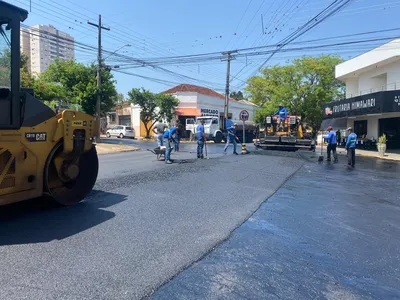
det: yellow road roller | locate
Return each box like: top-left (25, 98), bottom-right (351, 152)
top-left (0, 2), bottom-right (99, 206)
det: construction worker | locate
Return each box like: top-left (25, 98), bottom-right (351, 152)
top-left (152, 121), bottom-right (168, 147)
top-left (326, 126), bottom-right (338, 163)
top-left (163, 126), bottom-right (177, 164)
top-left (223, 123), bottom-right (239, 155)
top-left (345, 127), bottom-right (357, 167)
top-left (273, 103), bottom-right (287, 131)
top-left (174, 120), bottom-right (184, 152)
top-left (196, 120), bottom-right (206, 159)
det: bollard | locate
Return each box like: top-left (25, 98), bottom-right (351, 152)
top-left (241, 143), bottom-right (249, 154)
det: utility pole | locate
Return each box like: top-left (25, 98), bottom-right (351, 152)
top-left (222, 50), bottom-right (237, 130)
top-left (88, 15), bottom-right (110, 143)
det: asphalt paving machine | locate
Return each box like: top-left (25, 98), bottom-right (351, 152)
top-left (254, 114), bottom-right (315, 151)
top-left (0, 2), bottom-right (99, 206)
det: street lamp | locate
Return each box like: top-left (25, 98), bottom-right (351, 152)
top-left (103, 44), bottom-right (131, 61)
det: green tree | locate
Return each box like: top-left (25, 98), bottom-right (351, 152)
top-left (41, 59), bottom-right (118, 115)
top-left (230, 90), bottom-right (246, 100)
top-left (127, 88), bottom-right (179, 137)
top-left (116, 93), bottom-right (125, 104)
top-left (246, 55), bottom-right (344, 134)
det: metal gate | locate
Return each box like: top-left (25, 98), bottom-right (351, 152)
top-left (119, 115), bottom-right (131, 126)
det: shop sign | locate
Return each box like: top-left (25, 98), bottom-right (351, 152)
top-left (200, 108), bottom-right (219, 117)
top-left (323, 92), bottom-right (383, 119)
top-left (323, 90), bottom-right (400, 119)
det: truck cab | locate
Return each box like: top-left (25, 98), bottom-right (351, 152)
top-left (186, 116), bottom-right (224, 143)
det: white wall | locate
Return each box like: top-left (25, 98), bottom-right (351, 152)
top-left (175, 92), bottom-right (198, 106)
top-left (131, 104), bottom-right (141, 137)
top-left (345, 78), bottom-right (358, 98)
top-left (337, 39), bottom-right (400, 80)
top-left (343, 60), bottom-right (400, 98)
top-left (338, 39), bottom-right (400, 98)
top-left (175, 93), bottom-right (258, 122)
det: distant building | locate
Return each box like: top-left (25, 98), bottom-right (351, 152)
top-left (20, 24), bottom-right (74, 74)
top-left (107, 84), bottom-right (259, 138)
top-left (161, 84), bottom-right (258, 125)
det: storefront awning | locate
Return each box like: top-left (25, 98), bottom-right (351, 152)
top-left (322, 90), bottom-right (400, 120)
top-left (175, 108), bottom-right (201, 116)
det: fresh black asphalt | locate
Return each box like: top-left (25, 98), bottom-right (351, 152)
top-left (1, 139), bottom-right (398, 299)
top-left (0, 143), bottom-right (304, 299)
top-left (153, 153), bottom-right (400, 300)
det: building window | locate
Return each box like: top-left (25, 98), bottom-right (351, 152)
top-left (354, 120), bottom-right (368, 138)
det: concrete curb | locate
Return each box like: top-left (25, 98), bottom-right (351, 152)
top-left (95, 144), bottom-right (141, 155)
top-left (356, 153), bottom-right (400, 161)
top-left (97, 149), bottom-right (140, 155)
top-left (319, 147), bottom-right (400, 162)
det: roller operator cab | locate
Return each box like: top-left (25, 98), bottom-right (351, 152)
top-left (0, 2), bottom-right (99, 206)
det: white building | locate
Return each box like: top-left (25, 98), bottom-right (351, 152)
top-left (111, 84), bottom-right (259, 138)
top-left (162, 83), bottom-right (258, 124)
top-left (322, 39), bottom-right (400, 150)
top-left (21, 24), bottom-right (74, 74)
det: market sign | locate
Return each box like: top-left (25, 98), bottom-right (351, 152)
top-left (200, 107), bottom-right (219, 117)
top-left (322, 90), bottom-right (400, 119)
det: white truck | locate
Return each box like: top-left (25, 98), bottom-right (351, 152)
top-left (186, 116), bottom-right (224, 143)
top-left (185, 116), bottom-right (256, 143)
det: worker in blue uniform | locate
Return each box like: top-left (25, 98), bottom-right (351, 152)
top-left (223, 123), bottom-right (239, 155)
top-left (326, 125), bottom-right (338, 163)
top-left (163, 126), bottom-right (177, 164)
top-left (273, 103), bottom-right (287, 131)
top-left (345, 127), bottom-right (357, 167)
top-left (196, 120), bottom-right (206, 159)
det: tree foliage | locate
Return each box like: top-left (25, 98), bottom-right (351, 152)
top-left (230, 90), bottom-right (246, 100)
top-left (0, 48), bottom-right (119, 114)
top-left (40, 59), bottom-right (118, 115)
top-left (127, 88), bottom-right (179, 138)
top-left (246, 55), bottom-right (345, 134)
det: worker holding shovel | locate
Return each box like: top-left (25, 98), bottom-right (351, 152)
top-left (223, 123), bottom-right (239, 155)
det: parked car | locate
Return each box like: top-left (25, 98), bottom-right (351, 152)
top-left (106, 125), bottom-right (135, 139)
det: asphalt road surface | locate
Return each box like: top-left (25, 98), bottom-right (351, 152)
top-left (1, 143), bottom-right (398, 300)
top-left (154, 154), bottom-right (400, 300)
top-left (0, 147), bottom-right (304, 299)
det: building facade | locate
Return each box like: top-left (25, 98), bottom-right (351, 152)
top-left (109, 84), bottom-right (259, 138)
top-left (161, 84), bottom-right (258, 136)
top-left (322, 39), bottom-right (400, 150)
top-left (20, 25), bottom-right (74, 74)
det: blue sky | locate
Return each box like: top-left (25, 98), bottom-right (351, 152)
top-left (7, 0), bottom-right (400, 97)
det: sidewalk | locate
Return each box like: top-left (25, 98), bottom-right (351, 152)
top-left (95, 143), bottom-right (139, 155)
top-left (317, 145), bottom-right (400, 161)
